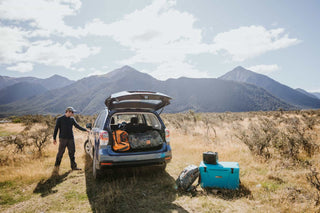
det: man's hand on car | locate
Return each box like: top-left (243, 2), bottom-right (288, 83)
top-left (53, 139), bottom-right (57, 145)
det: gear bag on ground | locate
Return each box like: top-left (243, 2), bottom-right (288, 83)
top-left (175, 165), bottom-right (200, 191)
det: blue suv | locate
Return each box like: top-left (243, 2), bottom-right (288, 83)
top-left (85, 91), bottom-right (172, 179)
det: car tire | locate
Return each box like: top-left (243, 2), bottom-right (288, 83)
top-left (159, 162), bottom-right (167, 171)
top-left (84, 140), bottom-right (90, 155)
top-left (93, 149), bottom-right (102, 179)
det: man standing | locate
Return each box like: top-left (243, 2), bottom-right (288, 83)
top-left (53, 107), bottom-right (89, 171)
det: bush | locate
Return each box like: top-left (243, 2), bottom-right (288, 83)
top-left (0, 117), bottom-right (54, 157)
top-left (235, 118), bottom-right (278, 159)
top-left (307, 168), bottom-right (320, 206)
top-left (235, 115), bottom-right (319, 163)
top-left (0, 133), bottom-right (30, 153)
top-left (29, 128), bottom-right (51, 157)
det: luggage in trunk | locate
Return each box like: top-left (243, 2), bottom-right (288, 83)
top-left (176, 165), bottom-right (200, 191)
top-left (199, 161), bottom-right (239, 189)
top-left (112, 130), bottom-right (130, 152)
top-left (128, 130), bottom-right (163, 150)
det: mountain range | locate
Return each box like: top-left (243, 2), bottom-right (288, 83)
top-left (219, 66), bottom-right (320, 109)
top-left (0, 74), bottom-right (74, 91)
top-left (0, 65), bottom-right (319, 116)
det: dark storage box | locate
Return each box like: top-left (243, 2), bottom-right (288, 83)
top-left (203, 151), bottom-right (218, 165)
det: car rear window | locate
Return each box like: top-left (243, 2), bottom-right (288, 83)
top-left (110, 112), bottom-right (161, 130)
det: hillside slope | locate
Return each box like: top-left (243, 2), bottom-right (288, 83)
top-left (295, 88), bottom-right (319, 99)
top-left (0, 82), bottom-right (48, 105)
top-left (219, 66), bottom-right (320, 109)
top-left (161, 77), bottom-right (292, 113)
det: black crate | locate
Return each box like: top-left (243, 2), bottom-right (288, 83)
top-left (203, 151), bottom-right (218, 164)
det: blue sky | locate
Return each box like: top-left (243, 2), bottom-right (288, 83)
top-left (0, 0), bottom-right (319, 92)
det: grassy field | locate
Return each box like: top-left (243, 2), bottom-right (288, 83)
top-left (0, 110), bottom-right (320, 212)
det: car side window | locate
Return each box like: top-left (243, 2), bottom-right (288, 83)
top-left (94, 113), bottom-right (102, 128)
top-left (97, 110), bottom-right (106, 129)
top-left (144, 114), bottom-right (161, 130)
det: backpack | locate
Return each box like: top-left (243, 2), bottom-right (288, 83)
top-left (112, 130), bottom-right (130, 152)
top-left (175, 165), bottom-right (200, 191)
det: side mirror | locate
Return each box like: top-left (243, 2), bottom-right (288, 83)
top-left (86, 123), bottom-right (92, 129)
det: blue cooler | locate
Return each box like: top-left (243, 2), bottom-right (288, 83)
top-left (199, 161), bottom-right (239, 189)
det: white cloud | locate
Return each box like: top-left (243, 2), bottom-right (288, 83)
top-left (0, 0), bottom-right (301, 80)
top-left (0, 0), bottom-right (82, 37)
top-left (0, 0), bottom-right (100, 71)
top-left (147, 61), bottom-right (210, 80)
top-left (1, 37), bottom-right (100, 70)
top-left (81, 0), bottom-right (210, 79)
top-left (213, 25), bottom-right (300, 62)
top-left (80, 1), bottom-right (300, 79)
top-left (7, 62), bottom-right (34, 73)
top-left (22, 40), bottom-right (100, 68)
top-left (247, 64), bottom-right (280, 74)
top-left (87, 69), bottom-right (106, 77)
top-left (308, 89), bottom-right (320, 93)
top-left (0, 26), bottom-right (29, 64)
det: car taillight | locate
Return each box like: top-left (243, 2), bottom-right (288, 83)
top-left (99, 130), bottom-right (109, 145)
top-left (165, 128), bottom-right (170, 143)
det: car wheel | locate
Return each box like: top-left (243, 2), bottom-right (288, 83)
top-left (84, 140), bottom-right (90, 155)
top-left (159, 163), bottom-right (167, 171)
top-left (92, 150), bottom-right (102, 179)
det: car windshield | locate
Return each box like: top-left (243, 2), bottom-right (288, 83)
top-left (110, 112), bottom-right (161, 130)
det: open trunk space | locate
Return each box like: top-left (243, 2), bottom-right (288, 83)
top-left (110, 112), bottom-right (166, 152)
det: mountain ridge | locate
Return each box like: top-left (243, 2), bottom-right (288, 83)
top-left (0, 74), bottom-right (75, 104)
top-left (219, 66), bottom-right (320, 109)
top-left (295, 88), bottom-right (319, 99)
top-left (0, 74), bottom-right (74, 90)
top-left (0, 65), bottom-right (297, 116)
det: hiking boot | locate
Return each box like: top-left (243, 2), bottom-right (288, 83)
top-left (72, 167), bottom-right (82, 171)
top-left (52, 166), bottom-right (59, 176)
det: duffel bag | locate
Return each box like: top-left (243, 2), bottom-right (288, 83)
top-left (128, 130), bottom-right (163, 150)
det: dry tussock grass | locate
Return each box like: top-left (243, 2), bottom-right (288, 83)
top-left (163, 110), bottom-right (320, 212)
top-left (1, 110), bottom-right (320, 212)
top-left (0, 128), bottom-right (87, 182)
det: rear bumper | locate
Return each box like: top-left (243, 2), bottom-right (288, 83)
top-left (100, 157), bottom-right (171, 168)
top-left (98, 147), bottom-right (172, 168)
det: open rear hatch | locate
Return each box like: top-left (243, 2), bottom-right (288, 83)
top-left (105, 91), bottom-right (172, 111)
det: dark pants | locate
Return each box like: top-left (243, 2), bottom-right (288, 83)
top-left (55, 138), bottom-right (77, 169)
